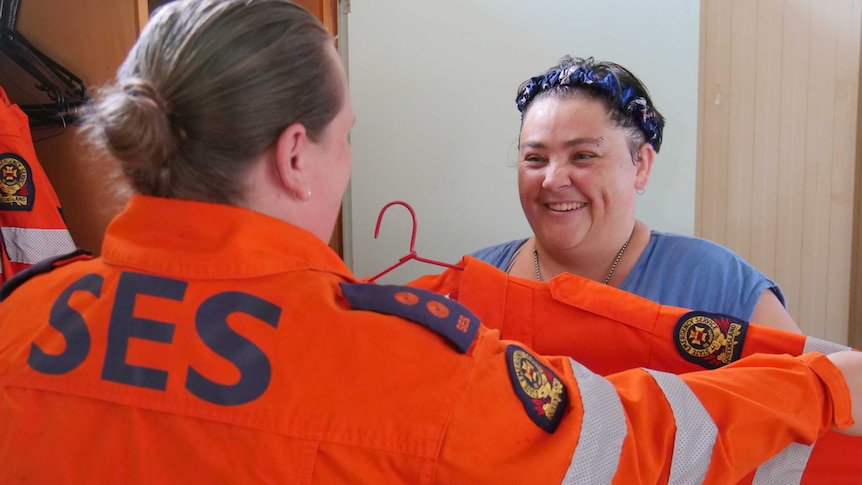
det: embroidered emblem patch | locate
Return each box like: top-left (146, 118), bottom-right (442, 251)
top-left (0, 153), bottom-right (34, 211)
top-left (674, 311), bottom-right (748, 369)
top-left (340, 283), bottom-right (479, 353)
top-left (506, 345), bottom-right (567, 433)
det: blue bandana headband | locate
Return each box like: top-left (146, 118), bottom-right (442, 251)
top-left (516, 65), bottom-right (662, 150)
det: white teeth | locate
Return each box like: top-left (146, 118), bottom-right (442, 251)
top-left (548, 202), bottom-right (587, 211)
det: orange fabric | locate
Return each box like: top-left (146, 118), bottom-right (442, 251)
top-left (0, 85), bottom-right (74, 281)
top-left (409, 256), bottom-right (861, 484)
top-left (0, 196), bottom-right (851, 484)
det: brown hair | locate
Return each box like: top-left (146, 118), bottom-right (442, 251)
top-left (83, 0), bottom-right (342, 204)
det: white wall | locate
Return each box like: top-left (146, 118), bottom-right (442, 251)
top-left (346, 0), bottom-right (700, 283)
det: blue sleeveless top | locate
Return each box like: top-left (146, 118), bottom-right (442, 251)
top-left (469, 231), bottom-right (785, 321)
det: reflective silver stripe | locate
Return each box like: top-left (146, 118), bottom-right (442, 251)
top-left (752, 442), bottom-right (811, 485)
top-left (803, 336), bottom-right (851, 354)
top-left (1, 226), bottom-right (76, 264)
top-left (562, 358), bottom-right (626, 485)
top-left (644, 369), bottom-right (717, 485)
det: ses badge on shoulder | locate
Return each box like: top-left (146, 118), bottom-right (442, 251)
top-left (674, 311), bottom-right (748, 369)
top-left (506, 345), bottom-right (567, 433)
top-left (0, 153), bottom-right (35, 211)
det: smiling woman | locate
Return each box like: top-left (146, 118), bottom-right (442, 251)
top-left (471, 56), bottom-right (802, 333)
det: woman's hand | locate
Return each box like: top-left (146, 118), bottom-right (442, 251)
top-left (827, 351), bottom-right (862, 436)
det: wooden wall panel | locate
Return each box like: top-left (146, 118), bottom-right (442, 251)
top-left (773, 0), bottom-right (811, 325)
top-left (697, 0), bottom-right (732, 240)
top-left (749, 0), bottom-right (783, 277)
top-left (825, 0), bottom-right (860, 342)
top-left (699, 0), bottom-right (860, 342)
top-left (799, 0), bottom-right (838, 338)
top-left (725, 1), bottom-right (757, 257)
top-left (849, 3), bottom-right (862, 349)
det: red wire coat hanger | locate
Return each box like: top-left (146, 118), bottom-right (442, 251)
top-left (366, 200), bottom-right (461, 282)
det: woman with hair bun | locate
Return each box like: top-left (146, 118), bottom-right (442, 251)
top-left (0, 3), bottom-right (860, 483)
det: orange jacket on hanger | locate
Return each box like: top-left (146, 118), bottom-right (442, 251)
top-left (0, 196), bottom-right (852, 484)
top-left (0, 85), bottom-right (76, 282)
top-left (409, 256), bottom-right (860, 485)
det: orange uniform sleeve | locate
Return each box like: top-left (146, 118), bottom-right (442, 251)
top-left (436, 331), bottom-right (851, 484)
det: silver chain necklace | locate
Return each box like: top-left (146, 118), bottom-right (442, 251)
top-left (533, 226), bottom-right (635, 284)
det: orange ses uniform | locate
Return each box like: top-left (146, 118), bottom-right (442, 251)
top-left (0, 86), bottom-right (76, 281)
top-left (409, 256), bottom-right (860, 484)
top-left (0, 196), bottom-right (853, 484)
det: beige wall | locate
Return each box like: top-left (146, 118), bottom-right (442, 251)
top-left (698, 0), bottom-right (861, 343)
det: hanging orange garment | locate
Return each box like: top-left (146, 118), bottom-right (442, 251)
top-left (0, 85), bottom-right (76, 282)
top-left (409, 255), bottom-right (861, 485)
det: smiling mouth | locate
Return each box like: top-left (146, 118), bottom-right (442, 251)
top-left (547, 202), bottom-right (588, 212)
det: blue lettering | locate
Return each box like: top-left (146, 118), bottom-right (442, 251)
top-left (28, 273), bottom-right (102, 374)
top-left (101, 272), bottom-right (186, 390)
top-left (186, 291), bottom-right (280, 405)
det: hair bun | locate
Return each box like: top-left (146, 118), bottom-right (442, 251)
top-left (95, 77), bottom-right (179, 169)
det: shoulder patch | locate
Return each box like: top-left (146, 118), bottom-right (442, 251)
top-left (0, 248), bottom-right (92, 302)
top-left (0, 153), bottom-right (35, 211)
top-left (506, 345), bottom-right (567, 433)
top-left (339, 282), bottom-right (479, 353)
top-left (674, 311), bottom-right (748, 369)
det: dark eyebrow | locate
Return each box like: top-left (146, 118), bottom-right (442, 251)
top-left (520, 137), bottom-right (604, 150)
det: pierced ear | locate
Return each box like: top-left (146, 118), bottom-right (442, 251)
top-left (274, 122), bottom-right (311, 199)
top-left (634, 143), bottom-right (655, 191)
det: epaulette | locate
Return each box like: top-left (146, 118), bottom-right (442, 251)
top-left (0, 249), bottom-right (93, 302)
top-left (340, 282), bottom-right (479, 353)
top-left (673, 311), bottom-right (748, 369)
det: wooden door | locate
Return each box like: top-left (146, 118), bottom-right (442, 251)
top-left (14, 0), bottom-right (147, 256)
top-left (294, 0), bottom-right (338, 32)
top-left (12, 0), bottom-right (343, 258)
